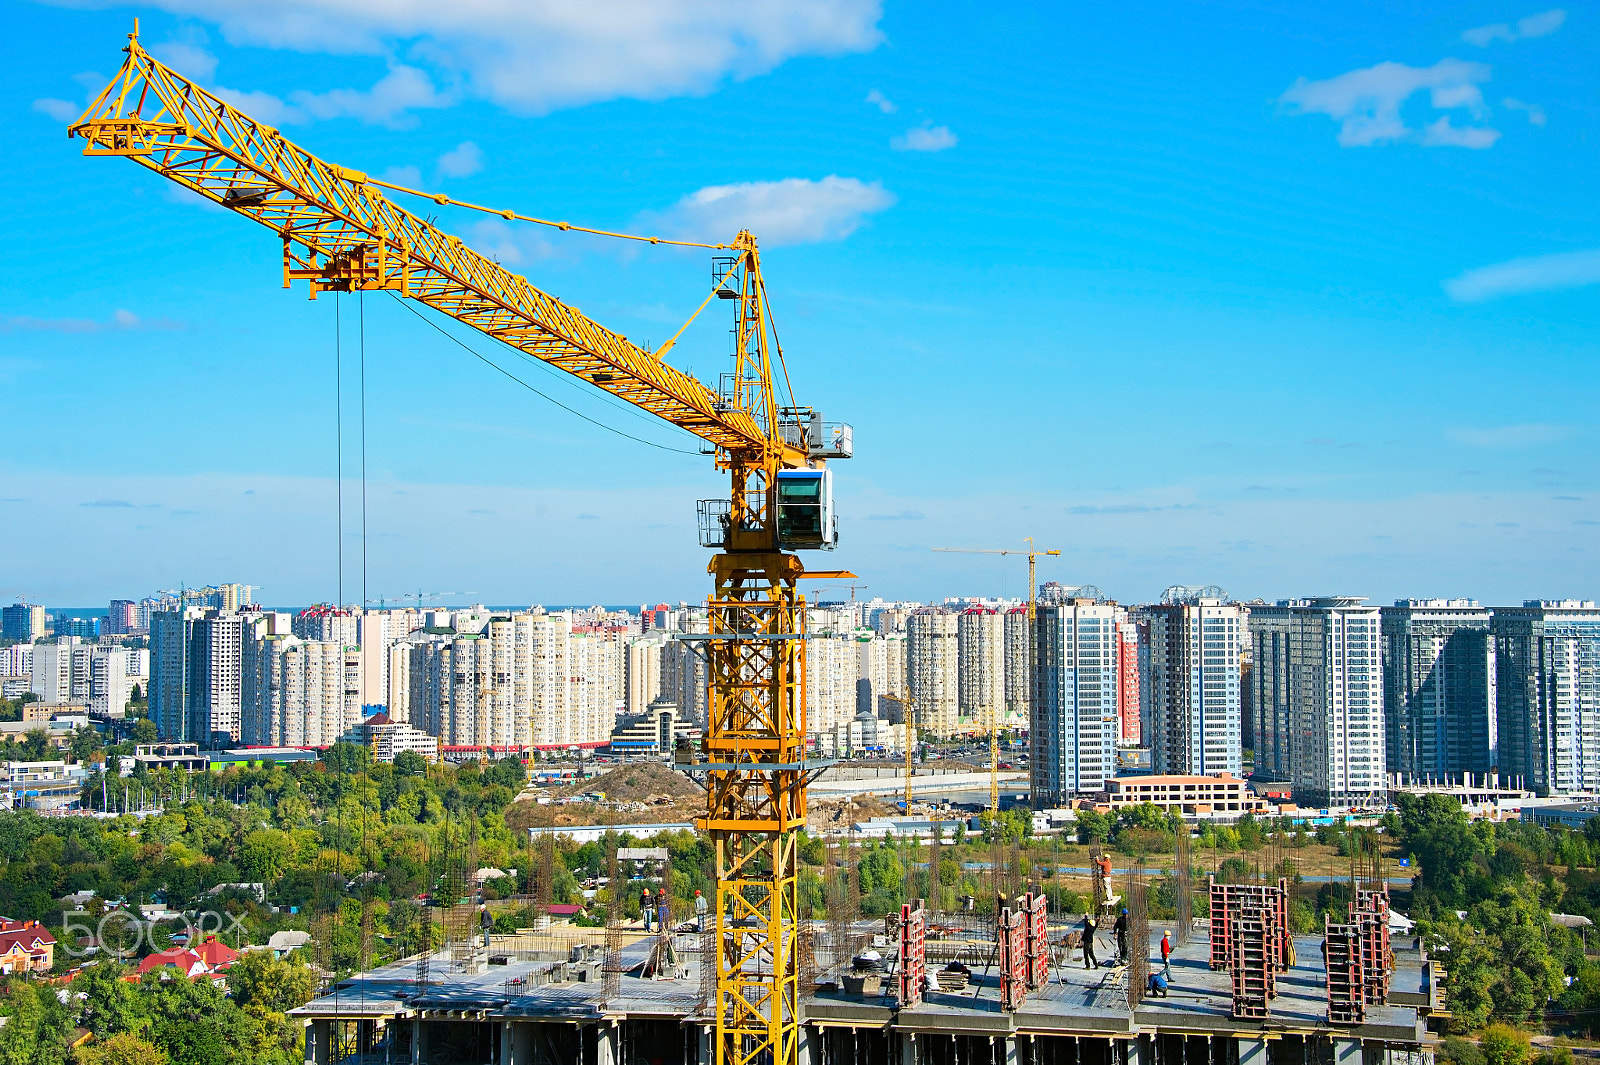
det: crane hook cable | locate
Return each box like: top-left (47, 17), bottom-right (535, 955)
top-left (365, 176), bottom-right (735, 251)
top-left (385, 292), bottom-right (701, 456)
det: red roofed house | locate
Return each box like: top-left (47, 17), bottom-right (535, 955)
top-left (137, 948), bottom-right (209, 980)
top-left (138, 937), bottom-right (239, 981)
top-left (0, 919), bottom-right (57, 974)
top-left (193, 936), bottom-right (238, 972)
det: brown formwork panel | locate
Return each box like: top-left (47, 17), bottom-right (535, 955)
top-left (1326, 917), bottom-right (1365, 1026)
top-left (1230, 901), bottom-right (1270, 1019)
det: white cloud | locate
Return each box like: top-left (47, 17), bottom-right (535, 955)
top-left (1420, 115), bottom-right (1501, 148)
top-left (148, 40), bottom-right (219, 81)
top-left (633, 176), bottom-right (894, 247)
top-left (0, 309), bottom-right (180, 333)
top-left (210, 84), bottom-right (303, 126)
top-left (865, 88), bottom-right (896, 113)
top-left (1443, 248), bottom-right (1600, 301)
top-left (1279, 58), bottom-right (1497, 148)
top-left (1464, 8), bottom-right (1566, 44)
top-left (465, 219), bottom-right (558, 266)
top-left (31, 98), bottom-right (78, 122)
top-left (112, 0), bottom-right (884, 114)
top-left (377, 164), bottom-right (423, 188)
top-left (292, 65), bottom-right (452, 126)
top-left (1503, 96), bottom-right (1548, 125)
top-left (436, 140), bottom-right (484, 179)
top-left (891, 123), bottom-right (957, 152)
top-left (1448, 424), bottom-right (1574, 447)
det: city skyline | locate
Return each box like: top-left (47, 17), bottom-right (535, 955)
top-left (5, 3), bottom-right (1598, 606)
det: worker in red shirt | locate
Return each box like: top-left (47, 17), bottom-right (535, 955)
top-left (1160, 929), bottom-right (1173, 976)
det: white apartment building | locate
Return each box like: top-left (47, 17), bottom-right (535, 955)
top-left (857, 630), bottom-right (907, 718)
top-left (292, 607), bottom-right (357, 647)
top-left (626, 632), bottom-right (669, 716)
top-left (1249, 597), bottom-right (1385, 809)
top-left (957, 607), bottom-right (1006, 733)
top-left (1147, 598), bottom-right (1244, 778)
top-left (906, 607), bottom-right (959, 736)
top-left (1494, 601), bottom-right (1600, 796)
top-left (0, 644), bottom-right (33, 678)
top-left (89, 646), bottom-right (135, 719)
top-left (31, 638), bottom-right (89, 704)
top-left (570, 626), bottom-right (626, 744)
top-left (242, 634), bottom-right (355, 747)
top-left (1031, 600), bottom-right (1119, 805)
top-left (806, 633), bottom-right (860, 738)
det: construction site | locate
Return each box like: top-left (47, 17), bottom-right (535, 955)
top-left (290, 859), bottom-right (1442, 1065)
top-left (63, 25), bottom-right (1444, 1065)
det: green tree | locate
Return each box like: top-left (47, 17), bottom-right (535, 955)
top-left (1478, 1024), bottom-right (1530, 1065)
top-left (226, 952), bottom-right (318, 1015)
top-left (392, 751), bottom-right (427, 777)
top-left (0, 977), bottom-right (73, 1065)
top-left (76, 1033), bottom-right (168, 1065)
top-left (76, 963), bottom-right (150, 1040)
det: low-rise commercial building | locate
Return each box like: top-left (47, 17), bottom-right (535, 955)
top-left (1101, 773), bottom-right (1270, 818)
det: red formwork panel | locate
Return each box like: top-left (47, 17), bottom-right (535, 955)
top-left (1352, 889), bottom-right (1391, 1005)
top-left (1325, 917), bottom-right (1364, 1025)
top-left (1230, 900), bottom-right (1271, 1020)
top-left (1209, 878), bottom-right (1232, 970)
top-left (1211, 879), bottom-right (1290, 976)
top-left (898, 903), bottom-right (926, 1008)
top-left (1024, 892), bottom-right (1050, 991)
top-left (999, 899), bottom-right (1027, 1013)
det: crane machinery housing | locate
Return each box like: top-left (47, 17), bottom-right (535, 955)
top-left (69, 25), bottom-right (851, 1065)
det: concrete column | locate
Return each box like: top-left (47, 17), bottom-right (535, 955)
top-left (301, 1020), bottom-right (316, 1065)
top-left (500, 1022), bottom-right (512, 1065)
top-left (901, 1031), bottom-right (916, 1065)
top-left (1335, 1040), bottom-right (1363, 1065)
top-left (1123, 1036), bottom-right (1143, 1065)
top-left (797, 1024), bottom-right (816, 1065)
top-left (1003, 1036), bottom-right (1021, 1065)
top-left (596, 1023), bottom-right (618, 1065)
top-left (411, 1017), bottom-right (426, 1065)
top-left (311, 1020), bottom-right (331, 1065)
top-left (1238, 1039), bottom-right (1269, 1065)
top-left (695, 1025), bottom-right (712, 1065)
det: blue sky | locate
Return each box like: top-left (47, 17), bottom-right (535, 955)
top-left (4, 0), bottom-right (1598, 609)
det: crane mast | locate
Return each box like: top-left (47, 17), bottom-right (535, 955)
top-left (69, 27), bottom-right (849, 1065)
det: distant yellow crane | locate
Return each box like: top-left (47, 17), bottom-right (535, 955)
top-left (931, 539), bottom-right (1061, 821)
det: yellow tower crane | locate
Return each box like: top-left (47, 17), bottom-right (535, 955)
top-left (931, 539), bottom-right (1061, 819)
top-left (68, 26), bottom-right (852, 1065)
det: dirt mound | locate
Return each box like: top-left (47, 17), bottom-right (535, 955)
top-left (555, 761), bottom-right (701, 803)
top-left (807, 795), bottom-right (893, 833)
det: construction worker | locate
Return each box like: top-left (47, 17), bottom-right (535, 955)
top-left (657, 888), bottom-right (669, 933)
top-left (1147, 970), bottom-right (1170, 998)
top-left (1160, 929), bottom-right (1173, 976)
top-left (640, 886), bottom-right (654, 932)
top-left (1112, 907), bottom-right (1129, 964)
top-left (694, 889), bottom-right (708, 932)
top-left (1079, 912), bottom-right (1099, 969)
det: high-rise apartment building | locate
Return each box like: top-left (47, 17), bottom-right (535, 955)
top-left (89, 646), bottom-right (135, 718)
top-left (1249, 597), bottom-right (1384, 808)
top-left (106, 600), bottom-right (138, 635)
top-left (907, 607), bottom-right (959, 736)
top-left (1380, 600), bottom-right (1495, 781)
top-left (1248, 604), bottom-right (1292, 781)
top-left (31, 637), bottom-right (91, 704)
top-left (1147, 599), bottom-right (1243, 777)
top-left (957, 607), bottom-right (1005, 733)
top-left (1031, 600), bottom-right (1119, 805)
top-left (1003, 607), bottom-right (1030, 725)
top-left (857, 630), bottom-right (907, 718)
top-left (150, 608), bottom-right (202, 741)
top-left (2, 604), bottom-right (46, 642)
top-left (626, 632), bottom-right (669, 716)
top-left (1116, 618), bottom-right (1142, 745)
top-left (1494, 600), bottom-right (1600, 796)
top-left (294, 606), bottom-right (357, 646)
top-left (193, 612), bottom-right (244, 745)
top-left (242, 634), bottom-right (352, 747)
top-left (806, 629), bottom-right (860, 739)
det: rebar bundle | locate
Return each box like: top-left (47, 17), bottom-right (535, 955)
top-left (1175, 827), bottom-right (1193, 946)
top-left (1126, 869), bottom-right (1149, 1010)
top-left (602, 832), bottom-right (622, 1000)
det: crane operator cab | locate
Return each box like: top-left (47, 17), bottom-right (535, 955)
top-left (775, 468), bottom-right (836, 550)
